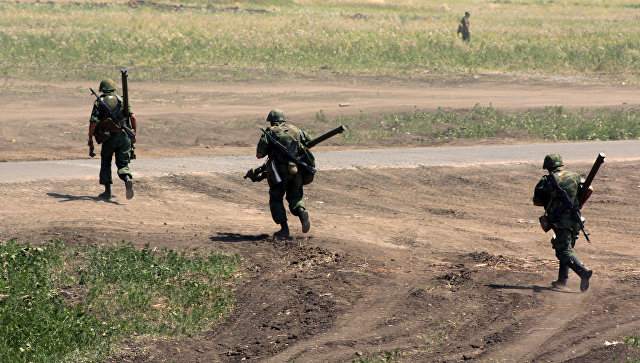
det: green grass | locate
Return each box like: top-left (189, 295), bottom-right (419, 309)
top-left (0, 238), bottom-right (241, 362)
top-left (316, 106), bottom-right (640, 143)
top-left (1, 0), bottom-right (639, 82)
top-left (623, 333), bottom-right (640, 348)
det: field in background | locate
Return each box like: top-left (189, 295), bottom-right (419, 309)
top-left (1, 0), bottom-right (639, 83)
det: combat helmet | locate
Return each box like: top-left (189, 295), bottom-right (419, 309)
top-left (99, 78), bottom-right (116, 93)
top-left (543, 154), bottom-right (563, 169)
top-left (267, 109), bottom-right (285, 124)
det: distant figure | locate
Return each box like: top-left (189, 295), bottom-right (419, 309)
top-left (458, 11), bottom-right (471, 42)
top-left (533, 154), bottom-right (593, 292)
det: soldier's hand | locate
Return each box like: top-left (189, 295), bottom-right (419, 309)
top-left (131, 135), bottom-right (137, 143)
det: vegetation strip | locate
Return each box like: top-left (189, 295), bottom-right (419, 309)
top-left (0, 238), bottom-right (241, 362)
top-left (1, 0), bottom-right (639, 82)
top-left (317, 105), bottom-right (640, 143)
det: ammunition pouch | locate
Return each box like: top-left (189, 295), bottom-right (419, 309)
top-left (539, 215), bottom-right (552, 232)
top-left (299, 147), bottom-right (315, 185)
top-left (288, 162), bottom-right (298, 175)
top-left (93, 118), bottom-right (122, 144)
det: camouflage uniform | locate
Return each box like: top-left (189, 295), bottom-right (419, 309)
top-left (89, 79), bottom-right (135, 198)
top-left (460, 12), bottom-right (471, 42)
top-left (533, 154), bottom-right (593, 292)
top-left (256, 110), bottom-right (313, 237)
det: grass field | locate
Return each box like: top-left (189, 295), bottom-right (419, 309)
top-left (0, 239), bottom-right (240, 362)
top-left (1, 0), bottom-right (639, 83)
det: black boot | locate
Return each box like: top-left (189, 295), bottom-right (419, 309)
top-left (274, 222), bottom-right (290, 239)
top-left (99, 184), bottom-right (111, 199)
top-left (124, 175), bottom-right (134, 200)
top-left (295, 207), bottom-right (310, 233)
top-left (568, 256), bottom-right (593, 292)
top-left (552, 261), bottom-right (569, 288)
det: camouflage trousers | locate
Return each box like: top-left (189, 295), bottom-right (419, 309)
top-left (552, 222), bottom-right (580, 264)
top-left (269, 172), bottom-right (305, 225)
top-left (100, 131), bottom-right (132, 185)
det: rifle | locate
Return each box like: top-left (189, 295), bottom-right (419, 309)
top-left (245, 125), bottom-right (347, 182)
top-left (260, 128), bottom-right (317, 175)
top-left (89, 88), bottom-right (136, 139)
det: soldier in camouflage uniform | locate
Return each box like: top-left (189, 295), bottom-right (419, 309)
top-left (460, 11), bottom-right (471, 42)
top-left (88, 79), bottom-right (137, 200)
top-left (256, 109), bottom-right (312, 238)
top-left (533, 154), bottom-right (593, 292)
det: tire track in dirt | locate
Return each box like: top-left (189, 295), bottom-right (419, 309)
top-left (487, 288), bottom-right (583, 362)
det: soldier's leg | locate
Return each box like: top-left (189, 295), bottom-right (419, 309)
top-left (99, 142), bottom-right (115, 198)
top-left (269, 183), bottom-right (289, 238)
top-left (113, 133), bottom-right (134, 199)
top-left (286, 173), bottom-right (310, 233)
top-left (554, 228), bottom-right (592, 292)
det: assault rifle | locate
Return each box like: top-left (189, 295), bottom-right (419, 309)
top-left (244, 125), bottom-right (347, 182)
top-left (542, 153), bottom-right (606, 243)
top-left (89, 88), bottom-right (136, 139)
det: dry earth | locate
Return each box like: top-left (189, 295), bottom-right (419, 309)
top-left (1, 79), bottom-right (640, 362)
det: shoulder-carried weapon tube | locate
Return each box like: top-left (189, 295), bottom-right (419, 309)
top-left (305, 125), bottom-right (347, 148)
top-left (579, 152), bottom-right (605, 203)
top-left (121, 68), bottom-right (130, 118)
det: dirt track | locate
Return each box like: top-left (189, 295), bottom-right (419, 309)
top-left (2, 79), bottom-right (640, 362)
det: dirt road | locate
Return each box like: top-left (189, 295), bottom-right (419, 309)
top-left (3, 140), bottom-right (640, 183)
top-left (1, 79), bottom-right (639, 161)
top-left (2, 79), bottom-right (640, 362)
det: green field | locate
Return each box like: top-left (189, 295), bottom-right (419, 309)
top-left (1, 0), bottom-right (639, 82)
top-left (0, 239), bottom-right (240, 362)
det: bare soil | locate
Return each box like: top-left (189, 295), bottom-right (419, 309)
top-left (2, 78), bottom-right (640, 362)
top-left (1, 77), bottom-right (639, 162)
top-left (2, 162), bottom-right (640, 362)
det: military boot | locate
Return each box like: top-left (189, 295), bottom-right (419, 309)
top-left (273, 222), bottom-right (290, 239)
top-left (99, 184), bottom-right (111, 199)
top-left (551, 261), bottom-right (569, 288)
top-left (124, 175), bottom-right (134, 200)
top-left (295, 207), bottom-right (310, 233)
top-left (568, 256), bottom-right (593, 292)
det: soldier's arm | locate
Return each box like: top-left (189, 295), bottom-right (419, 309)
top-left (532, 177), bottom-right (548, 207)
top-left (256, 133), bottom-right (269, 159)
top-left (88, 122), bottom-right (96, 146)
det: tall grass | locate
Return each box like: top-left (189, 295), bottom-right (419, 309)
top-left (0, 238), bottom-right (240, 362)
top-left (1, 0), bottom-right (639, 82)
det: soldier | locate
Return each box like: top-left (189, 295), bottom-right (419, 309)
top-left (256, 109), bottom-right (313, 238)
top-left (459, 11), bottom-right (471, 42)
top-left (533, 154), bottom-right (593, 292)
top-left (88, 78), bottom-right (137, 200)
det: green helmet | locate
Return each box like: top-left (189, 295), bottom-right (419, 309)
top-left (543, 154), bottom-right (563, 169)
top-left (99, 78), bottom-right (116, 93)
top-left (267, 109), bottom-right (285, 124)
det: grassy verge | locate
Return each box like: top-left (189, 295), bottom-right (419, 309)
top-left (1, 0), bottom-right (639, 82)
top-left (314, 106), bottom-right (640, 144)
top-left (0, 238), bottom-right (241, 362)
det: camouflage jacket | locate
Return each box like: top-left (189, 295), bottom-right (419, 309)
top-left (89, 91), bottom-right (133, 128)
top-left (533, 167), bottom-right (583, 226)
top-left (257, 122), bottom-right (314, 167)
